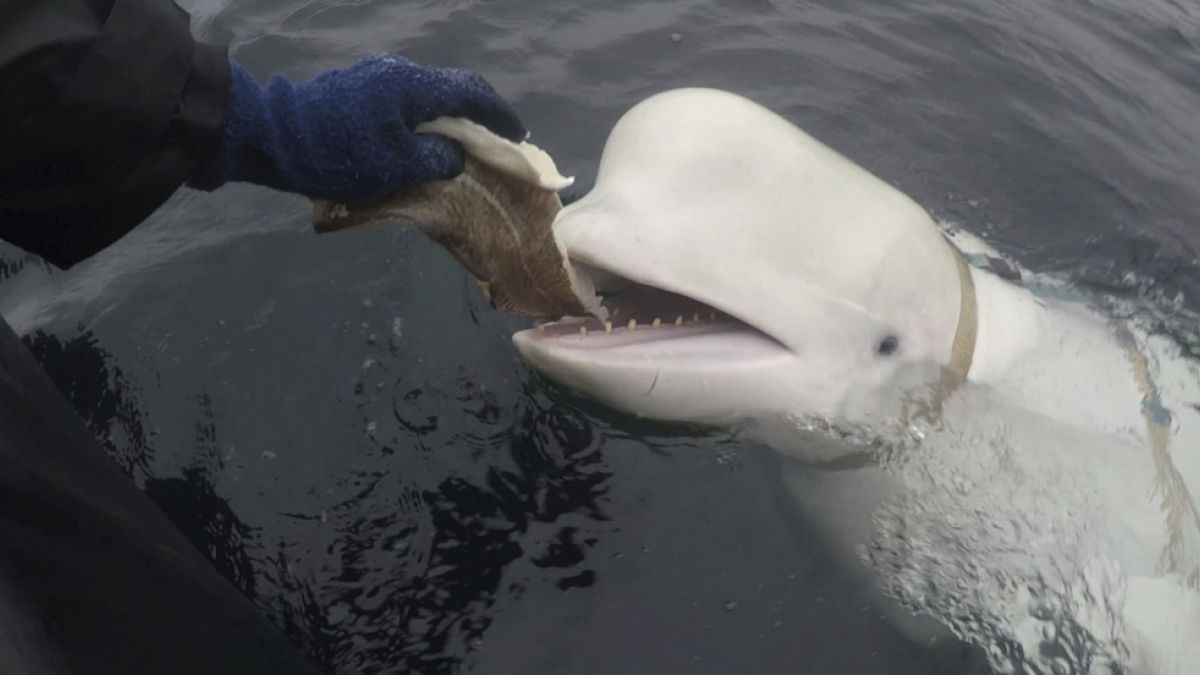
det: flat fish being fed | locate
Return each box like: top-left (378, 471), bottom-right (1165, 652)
top-left (311, 118), bottom-right (603, 320)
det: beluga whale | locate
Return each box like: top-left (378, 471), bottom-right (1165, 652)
top-left (511, 88), bottom-right (1200, 675)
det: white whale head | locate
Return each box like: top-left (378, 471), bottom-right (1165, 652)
top-left (509, 88), bottom-right (1200, 673)
top-left (513, 88), bottom-right (969, 429)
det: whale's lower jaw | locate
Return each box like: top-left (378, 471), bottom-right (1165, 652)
top-left (512, 321), bottom-right (796, 424)
top-left (512, 313), bottom-right (788, 372)
top-left (512, 258), bottom-right (801, 423)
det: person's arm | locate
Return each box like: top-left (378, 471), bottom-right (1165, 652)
top-left (0, 0), bottom-right (525, 269)
top-left (0, 0), bottom-right (230, 269)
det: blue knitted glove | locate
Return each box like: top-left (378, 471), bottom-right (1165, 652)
top-left (190, 54), bottom-right (526, 200)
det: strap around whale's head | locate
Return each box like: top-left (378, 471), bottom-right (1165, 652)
top-left (945, 240), bottom-right (978, 386)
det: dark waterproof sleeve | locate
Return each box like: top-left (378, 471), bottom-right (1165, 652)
top-left (0, 316), bottom-right (324, 675)
top-left (0, 0), bottom-right (230, 269)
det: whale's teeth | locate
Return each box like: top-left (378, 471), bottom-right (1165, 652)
top-left (628, 319), bottom-right (638, 330)
top-left (605, 321), bottom-right (613, 334)
top-left (675, 316), bottom-right (683, 326)
top-left (709, 311), bottom-right (716, 321)
top-left (692, 313), bottom-right (700, 324)
top-left (537, 323), bottom-right (546, 332)
top-left (652, 318), bottom-right (662, 328)
top-left (579, 325), bottom-right (588, 336)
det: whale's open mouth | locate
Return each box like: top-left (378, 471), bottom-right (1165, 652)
top-left (513, 260), bottom-right (790, 362)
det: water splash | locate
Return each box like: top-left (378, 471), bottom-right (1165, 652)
top-left (862, 392), bottom-right (1134, 674)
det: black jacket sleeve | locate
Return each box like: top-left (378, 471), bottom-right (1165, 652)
top-left (0, 0), bottom-right (230, 269)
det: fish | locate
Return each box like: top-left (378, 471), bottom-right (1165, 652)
top-left (311, 118), bottom-right (601, 320)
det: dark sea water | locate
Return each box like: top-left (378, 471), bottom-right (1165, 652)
top-left (3, 1), bottom-right (1200, 673)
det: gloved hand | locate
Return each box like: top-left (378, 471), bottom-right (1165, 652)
top-left (189, 54), bottom-right (526, 201)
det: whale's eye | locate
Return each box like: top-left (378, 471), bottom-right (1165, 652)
top-left (877, 335), bottom-right (899, 356)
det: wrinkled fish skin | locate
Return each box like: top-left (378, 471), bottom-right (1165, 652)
top-left (312, 158), bottom-right (590, 319)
